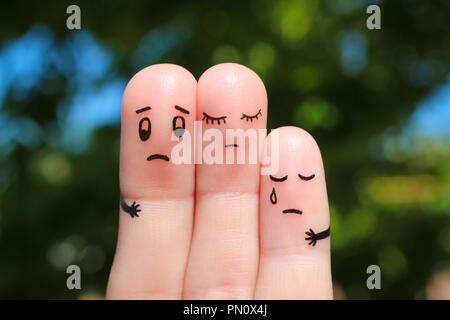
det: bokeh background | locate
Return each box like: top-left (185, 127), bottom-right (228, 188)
top-left (0, 0), bottom-right (449, 299)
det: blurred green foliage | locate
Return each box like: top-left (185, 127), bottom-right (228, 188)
top-left (0, 0), bottom-right (449, 299)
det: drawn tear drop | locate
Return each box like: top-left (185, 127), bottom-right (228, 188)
top-left (270, 187), bottom-right (277, 204)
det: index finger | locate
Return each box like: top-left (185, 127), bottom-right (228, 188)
top-left (107, 64), bottom-right (196, 299)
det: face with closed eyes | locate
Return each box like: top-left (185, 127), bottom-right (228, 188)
top-left (195, 63), bottom-right (268, 194)
top-left (198, 63), bottom-right (267, 149)
top-left (263, 127), bottom-right (329, 221)
top-left (120, 64), bottom-right (196, 196)
top-left (269, 172), bottom-right (316, 214)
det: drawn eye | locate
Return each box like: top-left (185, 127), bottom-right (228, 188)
top-left (173, 116), bottom-right (185, 137)
top-left (270, 175), bottom-right (288, 182)
top-left (202, 112), bottom-right (227, 125)
top-left (138, 117), bottom-right (151, 141)
top-left (241, 109), bottom-right (262, 122)
top-left (298, 173), bottom-right (315, 181)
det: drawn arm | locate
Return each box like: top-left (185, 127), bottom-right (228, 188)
top-left (120, 192), bottom-right (141, 218)
top-left (305, 226), bottom-right (330, 246)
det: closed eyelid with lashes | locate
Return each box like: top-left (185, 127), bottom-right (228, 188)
top-left (202, 112), bottom-right (227, 125)
top-left (241, 109), bottom-right (262, 122)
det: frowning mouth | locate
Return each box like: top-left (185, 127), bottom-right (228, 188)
top-left (282, 209), bottom-right (302, 215)
top-left (147, 154), bottom-right (170, 162)
top-left (225, 144), bottom-right (239, 148)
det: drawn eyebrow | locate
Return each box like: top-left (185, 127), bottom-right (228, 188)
top-left (298, 173), bottom-right (315, 181)
top-left (270, 175), bottom-right (288, 182)
top-left (175, 105), bottom-right (190, 114)
top-left (136, 106), bottom-right (151, 114)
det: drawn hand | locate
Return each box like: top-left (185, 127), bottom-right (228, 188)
top-left (107, 64), bottom-right (332, 300)
top-left (306, 227), bottom-right (331, 247)
top-left (129, 201), bottom-right (140, 218)
top-left (305, 228), bottom-right (318, 246)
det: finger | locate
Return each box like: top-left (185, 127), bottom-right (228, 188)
top-left (254, 126), bottom-right (332, 299)
top-left (183, 63), bottom-right (267, 299)
top-left (107, 64), bottom-right (196, 299)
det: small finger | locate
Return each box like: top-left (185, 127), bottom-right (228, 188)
top-left (254, 126), bottom-right (332, 299)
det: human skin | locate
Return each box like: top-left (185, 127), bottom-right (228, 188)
top-left (255, 127), bottom-right (332, 299)
top-left (107, 64), bottom-right (196, 299)
top-left (183, 63), bottom-right (267, 299)
top-left (106, 63), bottom-right (332, 299)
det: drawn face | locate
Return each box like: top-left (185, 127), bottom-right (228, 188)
top-left (120, 64), bottom-right (196, 196)
top-left (266, 135), bottom-right (324, 217)
top-left (135, 104), bottom-right (191, 162)
top-left (198, 64), bottom-right (267, 148)
top-left (263, 129), bottom-right (326, 217)
top-left (196, 63), bottom-right (268, 194)
top-left (260, 127), bottom-right (330, 249)
top-left (269, 172), bottom-right (316, 213)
